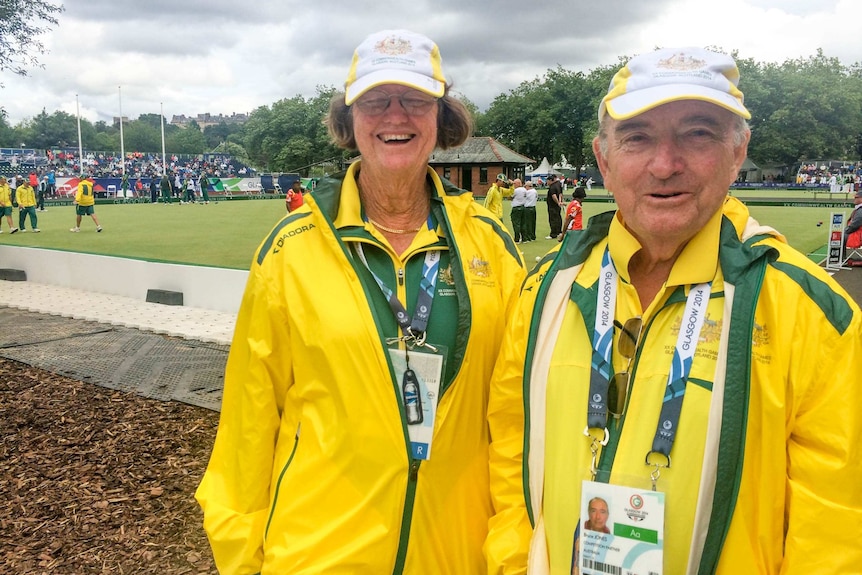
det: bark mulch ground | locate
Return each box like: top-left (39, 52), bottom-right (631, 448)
top-left (0, 357), bottom-right (220, 574)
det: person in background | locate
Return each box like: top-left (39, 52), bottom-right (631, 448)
top-left (70, 177), bottom-right (102, 232)
top-left (16, 178), bottom-right (39, 232)
top-left (181, 176), bottom-right (195, 204)
top-left (46, 170), bottom-right (56, 198)
top-left (120, 173), bottom-right (130, 199)
top-left (198, 171), bottom-right (211, 204)
top-left (523, 180), bottom-right (538, 242)
top-left (196, 29), bottom-right (525, 575)
top-left (843, 190), bottom-right (862, 265)
top-left (149, 177), bottom-right (159, 204)
top-left (511, 178), bottom-right (527, 243)
top-left (0, 177), bottom-right (19, 233)
top-left (37, 176), bottom-right (48, 211)
top-left (160, 173), bottom-right (172, 204)
top-left (485, 173), bottom-right (512, 219)
top-left (285, 179), bottom-right (304, 212)
top-left (9, 175), bottom-right (19, 207)
top-left (545, 173), bottom-right (564, 239)
top-left (559, 185), bottom-right (587, 240)
top-left (487, 46), bottom-right (862, 574)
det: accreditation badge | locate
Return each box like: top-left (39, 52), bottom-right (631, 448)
top-left (577, 481), bottom-right (665, 575)
top-left (387, 346), bottom-right (445, 460)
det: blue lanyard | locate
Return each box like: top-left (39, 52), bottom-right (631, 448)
top-left (586, 248), bottom-right (618, 431)
top-left (585, 248), bottom-right (712, 483)
top-left (354, 243), bottom-right (440, 347)
top-left (648, 283), bottom-right (711, 458)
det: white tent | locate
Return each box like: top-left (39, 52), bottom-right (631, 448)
top-left (527, 157), bottom-right (562, 179)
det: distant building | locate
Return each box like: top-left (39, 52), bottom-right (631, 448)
top-left (170, 112), bottom-right (249, 129)
top-left (428, 137), bottom-right (534, 194)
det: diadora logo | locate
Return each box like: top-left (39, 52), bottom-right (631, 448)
top-left (273, 223), bottom-right (316, 253)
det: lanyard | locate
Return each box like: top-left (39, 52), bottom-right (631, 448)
top-left (646, 281), bottom-right (711, 488)
top-left (354, 243), bottom-right (440, 348)
top-left (585, 247), bottom-right (711, 484)
top-left (586, 248), bottom-right (618, 431)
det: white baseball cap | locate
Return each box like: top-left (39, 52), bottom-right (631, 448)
top-left (599, 47), bottom-right (751, 121)
top-left (344, 29), bottom-right (447, 105)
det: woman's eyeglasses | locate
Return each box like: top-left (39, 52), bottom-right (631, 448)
top-left (608, 317), bottom-right (643, 420)
top-left (353, 91), bottom-right (438, 116)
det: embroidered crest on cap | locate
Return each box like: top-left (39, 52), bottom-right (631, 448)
top-left (657, 52), bottom-right (707, 72)
top-left (375, 36), bottom-right (412, 56)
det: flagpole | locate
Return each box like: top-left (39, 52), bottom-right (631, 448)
top-left (76, 94), bottom-right (83, 177)
top-left (118, 85), bottom-right (125, 177)
top-left (160, 102), bottom-right (166, 176)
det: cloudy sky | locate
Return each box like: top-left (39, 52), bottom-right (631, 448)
top-left (2, 0), bottom-right (859, 128)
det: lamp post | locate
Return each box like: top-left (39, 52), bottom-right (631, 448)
top-left (118, 86), bottom-right (126, 178)
top-left (76, 94), bottom-right (84, 177)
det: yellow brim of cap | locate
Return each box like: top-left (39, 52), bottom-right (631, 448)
top-left (601, 84), bottom-right (751, 120)
top-left (345, 70), bottom-right (444, 105)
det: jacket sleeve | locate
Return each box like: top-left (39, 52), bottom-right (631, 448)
top-left (486, 269), bottom-right (545, 574)
top-left (781, 292), bottom-right (862, 573)
top-left (195, 259), bottom-right (294, 574)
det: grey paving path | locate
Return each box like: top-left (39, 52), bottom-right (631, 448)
top-left (0, 277), bottom-right (235, 412)
top-left (0, 307), bottom-right (227, 412)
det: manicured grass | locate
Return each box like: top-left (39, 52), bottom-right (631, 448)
top-left (0, 191), bottom-right (848, 269)
top-left (0, 199), bottom-right (287, 269)
top-left (512, 192), bottom-right (846, 265)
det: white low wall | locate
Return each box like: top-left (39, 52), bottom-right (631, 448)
top-left (0, 245), bottom-right (248, 314)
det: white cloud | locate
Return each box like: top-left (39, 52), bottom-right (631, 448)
top-left (2, 0), bottom-right (859, 127)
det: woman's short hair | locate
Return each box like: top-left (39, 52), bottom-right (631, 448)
top-left (325, 88), bottom-right (473, 151)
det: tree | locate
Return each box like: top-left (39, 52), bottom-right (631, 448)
top-left (18, 108), bottom-right (78, 149)
top-left (739, 50), bottom-right (862, 166)
top-left (0, 0), bottom-right (64, 79)
top-left (167, 122), bottom-right (206, 155)
top-left (243, 86), bottom-right (342, 173)
top-left (476, 65), bottom-right (608, 171)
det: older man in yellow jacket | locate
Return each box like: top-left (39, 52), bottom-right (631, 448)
top-left (486, 47), bottom-right (862, 575)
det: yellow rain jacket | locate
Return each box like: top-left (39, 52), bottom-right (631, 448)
top-left (487, 197), bottom-right (862, 574)
top-left (75, 179), bottom-right (95, 206)
top-left (0, 182), bottom-right (12, 207)
top-left (197, 163), bottom-right (525, 574)
top-left (484, 182), bottom-right (513, 220)
top-left (16, 183), bottom-right (36, 208)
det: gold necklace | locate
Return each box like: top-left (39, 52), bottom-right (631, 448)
top-left (368, 218), bottom-right (423, 234)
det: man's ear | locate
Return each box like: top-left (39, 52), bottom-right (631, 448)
top-left (593, 136), bottom-right (609, 179)
top-left (730, 128), bottom-right (751, 182)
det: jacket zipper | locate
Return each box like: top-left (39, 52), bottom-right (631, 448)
top-left (391, 458), bottom-right (421, 574)
top-left (264, 422), bottom-right (301, 540)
